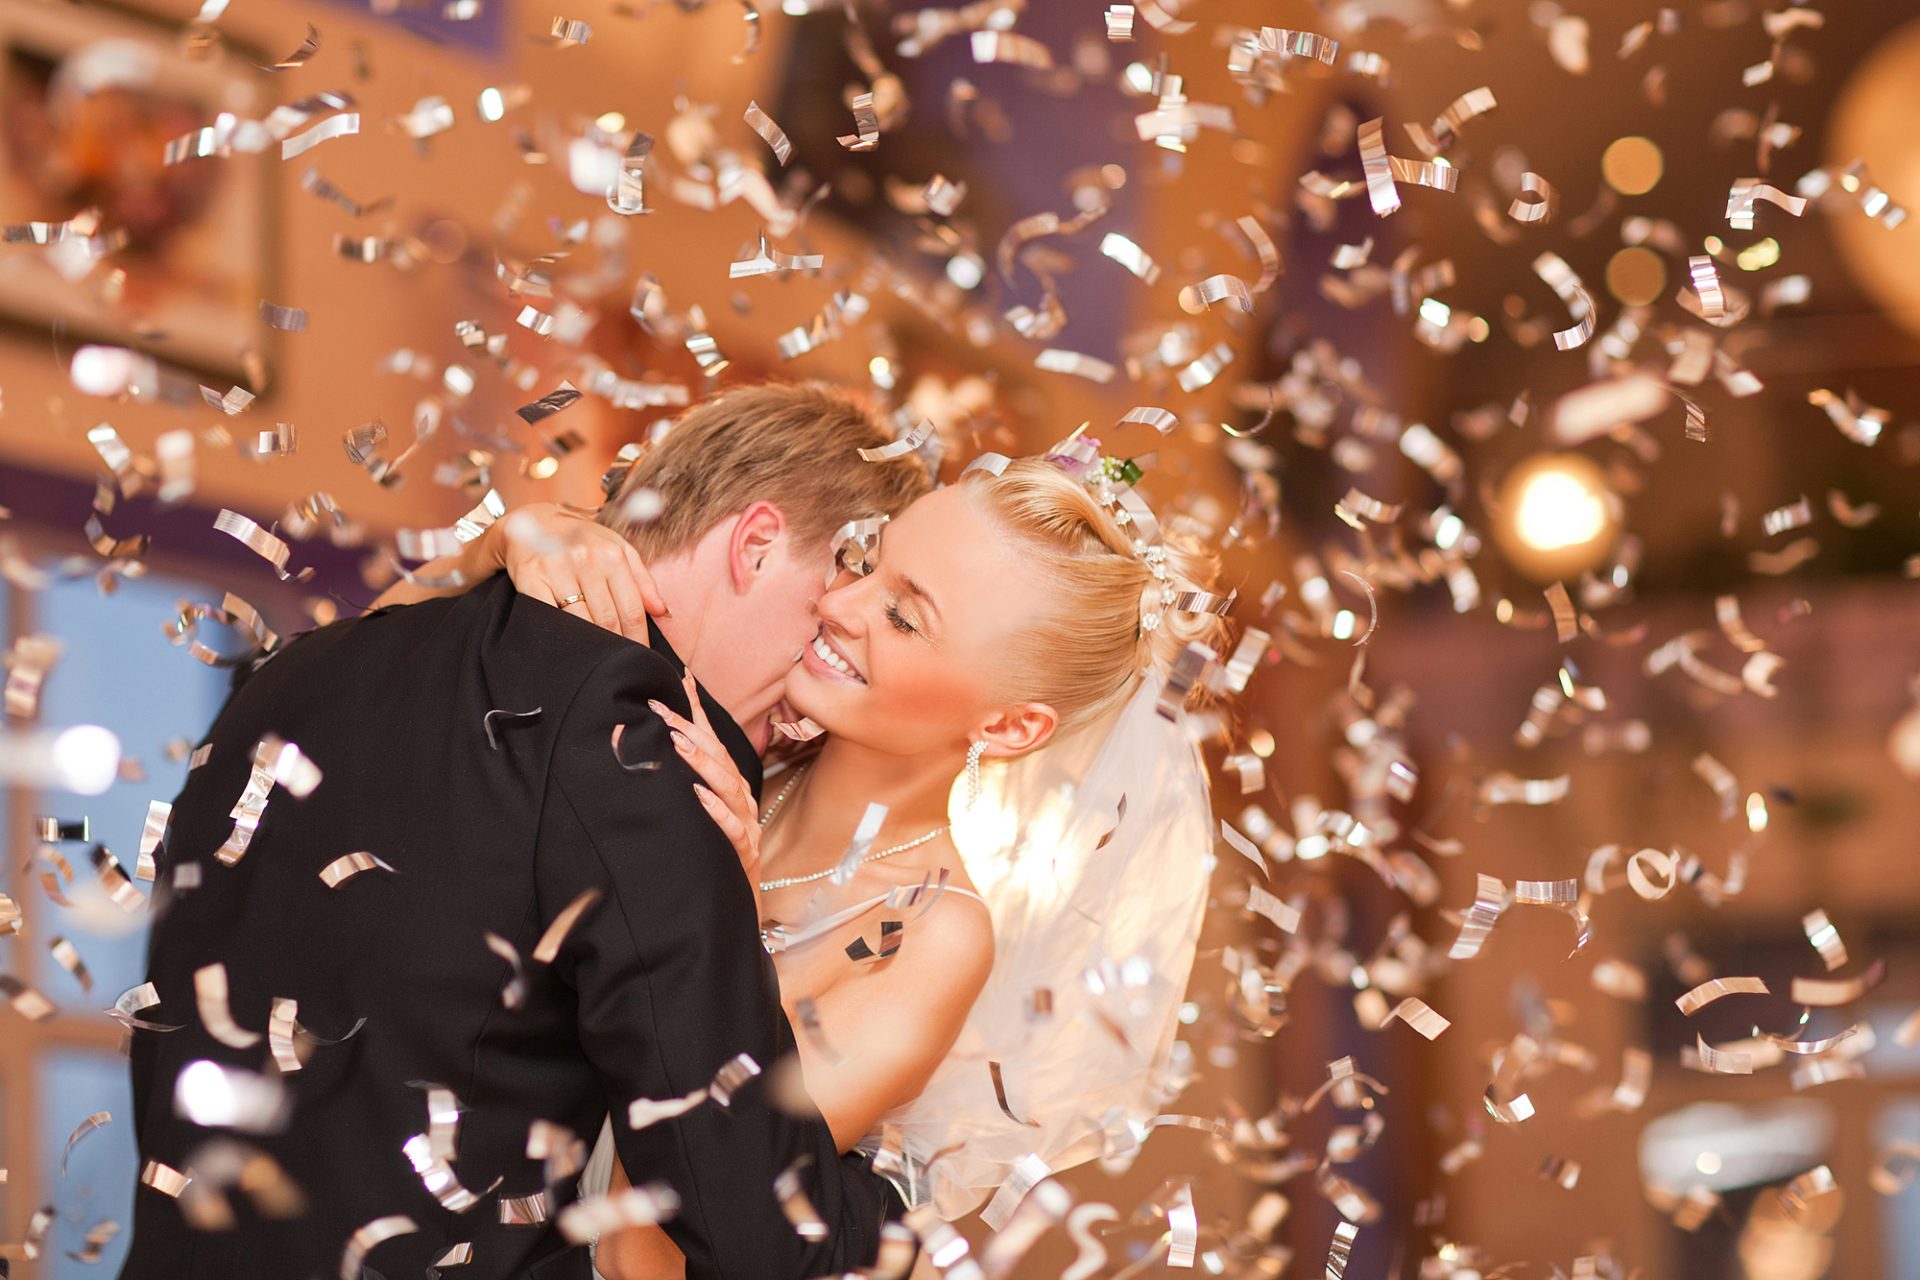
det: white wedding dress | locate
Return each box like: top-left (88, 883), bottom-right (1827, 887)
top-left (580, 672), bottom-right (1213, 1258)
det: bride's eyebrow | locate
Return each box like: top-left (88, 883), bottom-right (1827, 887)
top-left (899, 574), bottom-right (942, 627)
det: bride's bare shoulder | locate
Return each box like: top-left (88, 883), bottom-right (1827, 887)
top-left (862, 858), bottom-right (993, 984)
top-left (914, 878), bottom-right (993, 945)
top-left (891, 891), bottom-right (993, 1011)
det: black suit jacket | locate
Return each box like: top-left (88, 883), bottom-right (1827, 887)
top-left (121, 575), bottom-right (900, 1280)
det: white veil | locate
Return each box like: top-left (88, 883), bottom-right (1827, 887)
top-left (869, 669), bottom-right (1215, 1226)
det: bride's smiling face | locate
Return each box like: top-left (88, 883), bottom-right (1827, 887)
top-left (784, 484), bottom-right (1056, 758)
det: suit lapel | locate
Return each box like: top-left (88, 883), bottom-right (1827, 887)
top-left (643, 622), bottom-right (765, 802)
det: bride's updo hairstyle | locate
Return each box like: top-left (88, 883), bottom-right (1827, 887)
top-left (960, 454), bottom-right (1231, 733)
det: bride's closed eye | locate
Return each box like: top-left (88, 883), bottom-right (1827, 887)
top-left (883, 599), bottom-right (918, 636)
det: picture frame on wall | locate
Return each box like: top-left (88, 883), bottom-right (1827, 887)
top-left (0, 0), bottom-right (274, 388)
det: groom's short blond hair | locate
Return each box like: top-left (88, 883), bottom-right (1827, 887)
top-left (600, 382), bottom-right (930, 558)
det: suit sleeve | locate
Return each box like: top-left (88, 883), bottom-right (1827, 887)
top-left (540, 645), bottom-right (899, 1280)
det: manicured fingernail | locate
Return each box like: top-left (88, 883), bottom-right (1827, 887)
top-left (671, 730), bottom-right (691, 752)
top-left (693, 783), bottom-right (715, 803)
top-left (647, 699), bottom-right (667, 716)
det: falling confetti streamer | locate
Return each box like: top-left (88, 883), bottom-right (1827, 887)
top-left (742, 100), bottom-right (793, 165)
top-left (317, 851), bottom-right (395, 888)
top-left (59, 1111), bottom-right (111, 1175)
top-left (857, 419), bottom-right (935, 462)
top-left (193, 964), bottom-right (261, 1048)
top-left (260, 23), bottom-right (321, 71)
top-left (339, 1216), bottom-right (418, 1280)
top-left (280, 112), bottom-right (359, 160)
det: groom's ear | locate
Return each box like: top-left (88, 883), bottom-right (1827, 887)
top-left (727, 500), bottom-right (787, 592)
top-left (978, 702), bottom-right (1059, 757)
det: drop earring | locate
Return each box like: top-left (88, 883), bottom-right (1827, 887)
top-left (965, 739), bottom-right (987, 808)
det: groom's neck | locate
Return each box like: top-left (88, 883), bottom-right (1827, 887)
top-left (633, 522), bottom-right (776, 746)
top-left (646, 549), bottom-right (715, 663)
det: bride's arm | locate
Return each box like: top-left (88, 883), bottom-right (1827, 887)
top-left (795, 902), bottom-right (993, 1150)
top-left (654, 700), bottom-right (995, 1150)
top-left (368, 520), bottom-right (503, 611)
top-left (370, 503), bottom-right (665, 638)
top-left (590, 945), bottom-right (987, 1280)
top-left (594, 1162), bottom-right (687, 1280)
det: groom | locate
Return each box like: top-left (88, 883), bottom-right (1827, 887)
top-left (121, 384), bottom-right (931, 1280)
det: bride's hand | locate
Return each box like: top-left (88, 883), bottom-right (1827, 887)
top-left (652, 673), bottom-right (762, 883)
top-left (494, 503), bottom-right (665, 639)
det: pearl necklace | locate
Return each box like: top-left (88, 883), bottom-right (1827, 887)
top-left (755, 763), bottom-right (950, 891)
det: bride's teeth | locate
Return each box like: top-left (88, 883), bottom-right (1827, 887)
top-left (812, 634), bottom-right (861, 681)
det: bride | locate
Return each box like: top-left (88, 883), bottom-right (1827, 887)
top-left (383, 436), bottom-right (1228, 1278)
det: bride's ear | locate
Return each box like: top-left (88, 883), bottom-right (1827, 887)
top-left (977, 702), bottom-right (1058, 757)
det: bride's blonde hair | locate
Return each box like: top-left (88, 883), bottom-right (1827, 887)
top-left (961, 457), bottom-right (1231, 732)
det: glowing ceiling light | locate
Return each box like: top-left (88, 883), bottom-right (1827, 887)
top-left (1494, 453), bottom-right (1619, 580)
top-left (1514, 464), bottom-right (1609, 552)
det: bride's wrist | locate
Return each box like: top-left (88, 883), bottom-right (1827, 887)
top-left (477, 513), bottom-right (511, 573)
